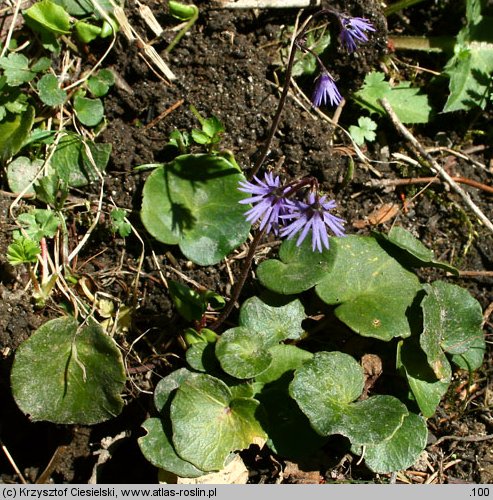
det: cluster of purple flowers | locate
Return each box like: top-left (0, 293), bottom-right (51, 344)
top-left (311, 15), bottom-right (376, 109)
top-left (239, 173), bottom-right (345, 252)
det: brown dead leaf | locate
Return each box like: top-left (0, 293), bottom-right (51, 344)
top-left (283, 460), bottom-right (323, 484)
top-left (352, 202), bottom-right (401, 229)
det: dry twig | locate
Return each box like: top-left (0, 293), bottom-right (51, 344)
top-left (380, 98), bottom-right (493, 233)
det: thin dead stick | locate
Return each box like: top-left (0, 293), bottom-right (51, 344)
top-left (433, 434), bottom-right (493, 447)
top-left (367, 176), bottom-right (493, 195)
top-left (144, 98), bottom-right (184, 130)
top-left (0, 438), bottom-right (28, 484)
top-left (0, 0), bottom-right (22, 59)
top-left (380, 98), bottom-right (493, 233)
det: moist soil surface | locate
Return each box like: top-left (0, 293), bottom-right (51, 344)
top-left (1, 0), bottom-right (492, 485)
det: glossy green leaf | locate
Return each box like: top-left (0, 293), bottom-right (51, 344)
top-left (420, 281), bottom-right (484, 379)
top-left (378, 226), bottom-right (458, 275)
top-left (37, 74), bottom-right (67, 106)
top-left (73, 96), bottom-right (104, 127)
top-left (23, 0), bottom-right (71, 34)
top-left (290, 352), bottom-right (408, 444)
top-left (0, 106), bottom-right (35, 162)
top-left (363, 413), bottom-right (428, 473)
top-left (11, 316), bottom-right (126, 424)
top-left (238, 296), bottom-right (306, 346)
top-left (52, 0), bottom-right (113, 16)
top-left (399, 340), bottom-right (450, 418)
top-left (316, 236), bottom-right (422, 340)
top-left (87, 69), bottom-right (115, 97)
top-left (50, 133), bottom-right (111, 187)
top-left (257, 237), bottom-right (335, 294)
top-left (216, 327), bottom-right (272, 379)
top-left (171, 374), bottom-right (266, 471)
top-left (6, 156), bottom-right (42, 194)
top-left (74, 21), bottom-right (102, 44)
top-left (140, 154), bottom-right (250, 265)
top-left (168, 280), bottom-right (206, 322)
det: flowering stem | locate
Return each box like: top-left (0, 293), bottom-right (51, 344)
top-left (209, 229), bottom-right (265, 331)
top-left (249, 10), bottom-right (331, 179)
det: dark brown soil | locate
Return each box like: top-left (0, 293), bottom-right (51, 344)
top-left (0, 0), bottom-right (492, 485)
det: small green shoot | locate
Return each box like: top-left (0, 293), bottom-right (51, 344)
top-left (348, 116), bottom-right (377, 146)
top-left (165, 1), bottom-right (199, 54)
top-left (110, 208), bottom-right (131, 238)
top-left (190, 105), bottom-right (225, 150)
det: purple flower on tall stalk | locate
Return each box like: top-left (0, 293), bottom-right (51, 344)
top-left (280, 192), bottom-right (345, 252)
top-left (238, 172), bottom-right (289, 235)
top-left (339, 16), bottom-right (376, 53)
top-left (312, 72), bottom-right (342, 108)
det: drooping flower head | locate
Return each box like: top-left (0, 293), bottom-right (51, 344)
top-left (339, 16), bottom-right (376, 53)
top-left (312, 72), bottom-right (342, 108)
top-left (280, 192), bottom-right (345, 252)
top-left (238, 172), bottom-right (289, 235)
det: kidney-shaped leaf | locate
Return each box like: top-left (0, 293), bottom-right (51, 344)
top-left (141, 154), bottom-right (250, 266)
top-left (363, 413), bottom-right (428, 473)
top-left (139, 369), bottom-right (206, 478)
top-left (290, 352), bottom-right (408, 444)
top-left (216, 327), bottom-right (272, 379)
top-left (257, 237), bottom-right (336, 295)
top-left (11, 316), bottom-right (125, 424)
top-left (171, 374), bottom-right (266, 471)
top-left (421, 281), bottom-right (484, 380)
top-left (239, 296), bottom-right (306, 346)
top-left (316, 236), bottom-right (422, 340)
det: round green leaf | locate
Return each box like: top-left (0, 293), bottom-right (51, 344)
top-left (171, 374), bottom-right (266, 471)
top-left (216, 327), bottom-right (272, 379)
top-left (316, 236), bottom-right (422, 340)
top-left (73, 96), bottom-right (104, 127)
top-left (87, 69), bottom-right (115, 97)
top-left (363, 413), bottom-right (428, 473)
top-left (51, 133), bottom-right (111, 187)
top-left (238, 296), bottom-right (306, 346)
top-left (257, 237), bottom-right (335, 294)
top-left (290, 352), bottom-right (408, 444)
top-left (139, 418), bottom-right (205, 478)
top-left (11, 316), bottom-right (126, 424)
top-left (153, 367), bottom-right (200, 413)
top-left (451, 332), bottom-right (486, 372)
top-left (37, 74), bottom-right (67, 106)
top-left (139, 368), bottom-right (205, 478)
top-left (141, 154), bottom-right (250, 266)
top-left (421, 281), bottom-right (484, 379)
top-left (6, 156), bottom-right (42, 194)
